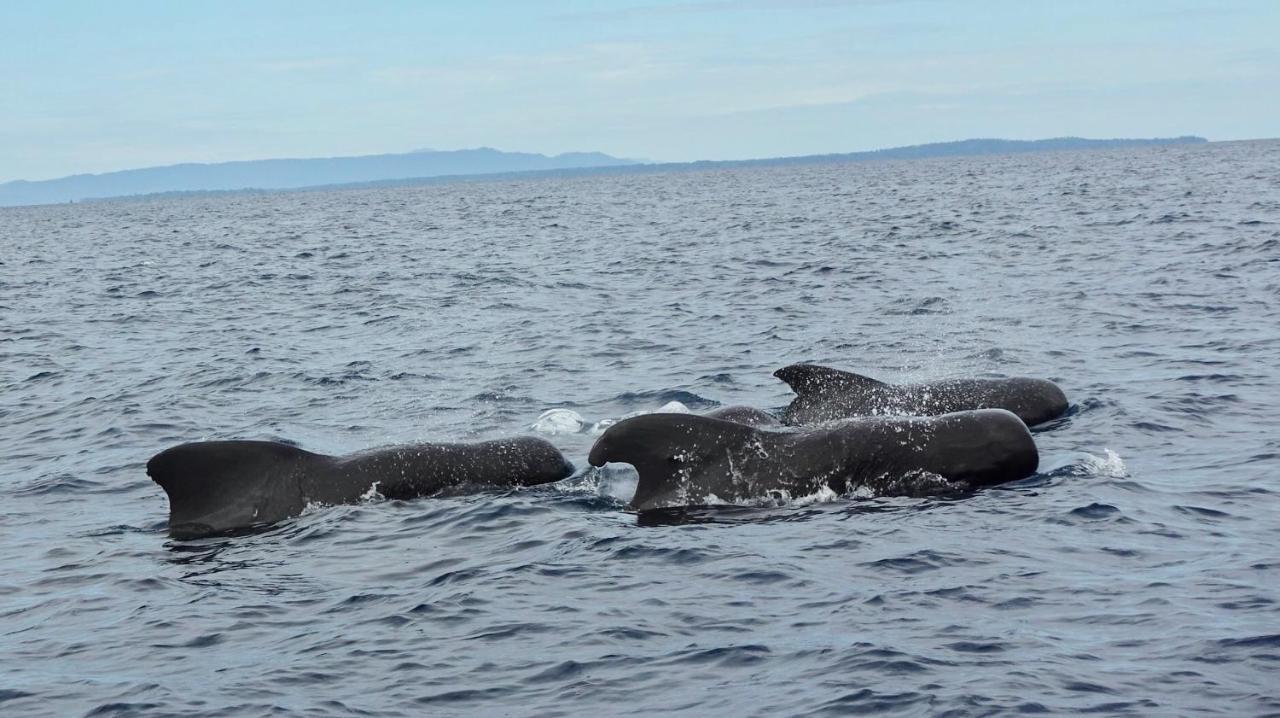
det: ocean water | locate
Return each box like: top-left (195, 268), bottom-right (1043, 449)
top-left (2, 140), bottom-right (1277, 716)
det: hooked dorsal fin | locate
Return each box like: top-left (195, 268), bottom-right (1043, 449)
top-left (773, 363), bottom-right (887, 396)
top-left (147, 440), bottom-right (315, 494)
top-left (588, 413), bottom-right (761, 468)
top-left (147, 440), bottom-right (320, 536)
top-left (587, 413), bottom-right (765, 510)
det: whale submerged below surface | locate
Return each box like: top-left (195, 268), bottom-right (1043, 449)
top-left (775, 363), bottom-right (1069, 427)
top-left (147, 437), bottom-right (574, 538)
top-left (588, 409), bottom-right (1040, 512)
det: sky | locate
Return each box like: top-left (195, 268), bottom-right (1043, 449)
top-left (1, 0), bottom-right (1277, 182)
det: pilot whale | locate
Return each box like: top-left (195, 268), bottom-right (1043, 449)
top-left (588, 409), bottom-right (1038, 512)
top-left (148, 436), bottom-right (574, 538)
top-left (775, 363), bottom-right (1068, 427)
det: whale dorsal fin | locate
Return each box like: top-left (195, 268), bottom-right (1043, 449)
top-left (147, 440), bottom-right (314, 494)
top-left (588, 414), bottom-right (767, 510)
top-left (147, 440), bottom-right (319, 534)
top-left (773, 364), bottom-right (886, 396)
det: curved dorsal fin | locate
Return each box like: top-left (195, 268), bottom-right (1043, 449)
top-left (588, 413), bottom-right (766, 511)
top-left (147, 440), bottom-right (315, 494)
top-left (147, 440), bottom-right (319, 533)
top-left (773, 363), bottom-right (886, 395)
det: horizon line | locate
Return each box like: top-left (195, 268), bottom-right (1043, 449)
top-left (0, 133), bottom-right (1228, 187)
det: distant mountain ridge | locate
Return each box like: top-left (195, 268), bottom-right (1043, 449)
top-left (790, 135), bottom-right (1209, 162)
top-left (0, 148), bottom-right (638, 207)
top-left (0, 136), bottom-right (1209, 207)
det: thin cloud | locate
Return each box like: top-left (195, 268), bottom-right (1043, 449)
top-left (553, 0), bottom-right (935, 22)
top-left (257, 57), bottom-right (350, 73)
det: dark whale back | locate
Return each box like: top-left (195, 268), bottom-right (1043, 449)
top-left (702, 405), bottom-right (780, 427)
top-left (148, 437), bottom-right (574, 539)
top-left (589, 410), bottom-right (1038, 511)
top-left (774, 363), bottom-right (1067, 427)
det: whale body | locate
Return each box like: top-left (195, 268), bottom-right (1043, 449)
top-left (148, 437), bottom-right (574, 538)
top-left (588, 409), bottom-right (1039, 512)
top-left (775, 363), bottom-right (1068, 427)
top-left (702, 404), bottom-right (781, 427)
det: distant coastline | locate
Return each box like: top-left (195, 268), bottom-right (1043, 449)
top-left (0, 136), bottom-right (1211, 207)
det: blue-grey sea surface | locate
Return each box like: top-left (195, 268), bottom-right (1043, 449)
top-left (2, 140), bottom-right (1278, 716)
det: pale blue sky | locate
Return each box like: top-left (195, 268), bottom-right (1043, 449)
top-left (2, 0), bottom-right (1276, 182)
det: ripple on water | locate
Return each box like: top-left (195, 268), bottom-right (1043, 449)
top-left (2, 139), bottom-right (1279, 715)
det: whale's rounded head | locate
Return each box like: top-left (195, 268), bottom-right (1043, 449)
top-left (1003, 378), bottom-right (1070, 426)
top-left (502, 436), bottom-right (577, 484)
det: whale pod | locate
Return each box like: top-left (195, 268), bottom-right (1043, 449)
top-left (148, 437), bottom-right (574, 538)
top-left (775, 363), bottom-right (1068, 427)
top-left (588, 410), bottom-right (1038, 512)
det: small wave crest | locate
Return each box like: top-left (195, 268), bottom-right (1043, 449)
top-left (553, 465), bottom-right (637, 505)
top-left (1041, 449), bottom-right (1128, 480)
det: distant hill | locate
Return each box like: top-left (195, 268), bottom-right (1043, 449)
top-left (0, 136), bottom-right (1209, 207)
top-left (747, 135), bottom-right (1210, 164)
top-left (0, 148), bottom-right (638, 207)
top-left (313, 136), bottom-right (1214, 188)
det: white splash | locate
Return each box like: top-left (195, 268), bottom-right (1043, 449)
top-left (753, 485), bottom-right (841, 507)
top-left (848, 484), bottom-right (877, 499)
top-left (1082, 448), bottom-right (1128, 478)
top-left (530, 408), bottom-right (590, 435)
top-left (598, 472), bottom-right (639, 503)
top-left (696, 484), bottom-right (842, 508)
top-left (654, 401), bottom-right (692, 414)
top-left (359, 481), bottom-right (384, 502)
top-left (790, 484), bottom-right (841, 506)
top-left (553, 465), bottom-right (637, 504)
top-left (300, 500), bottom-right (331, 516)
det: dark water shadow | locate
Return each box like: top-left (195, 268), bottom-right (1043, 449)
top-left (632, 499), bottom-right (931, 527)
